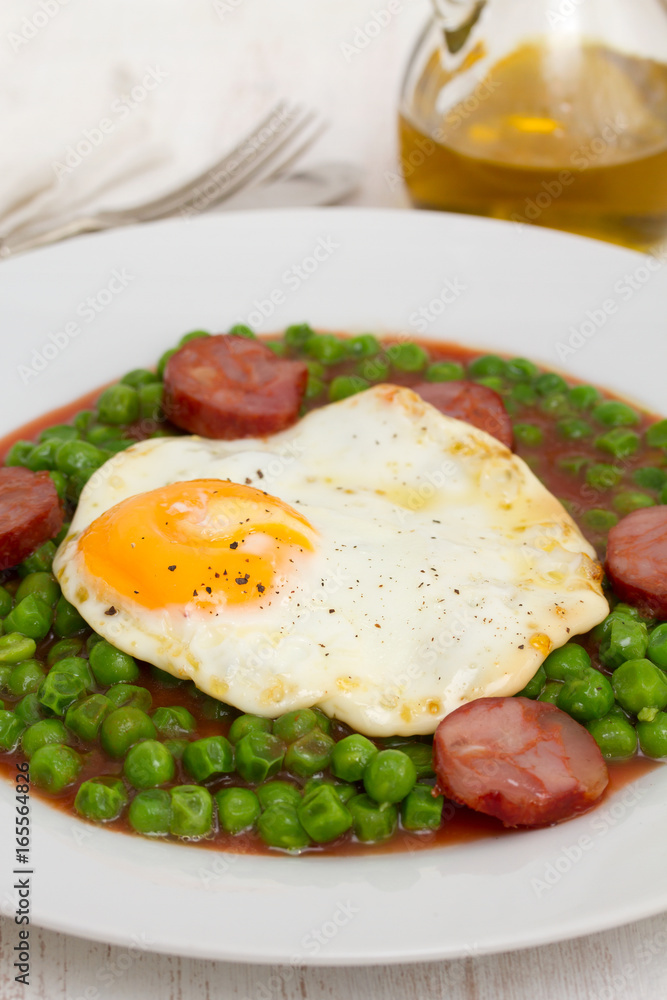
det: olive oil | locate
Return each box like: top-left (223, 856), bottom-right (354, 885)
top-left (399, 41), bottom-right (667, 248)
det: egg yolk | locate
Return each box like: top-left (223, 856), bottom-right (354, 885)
top-left (78, 479), bottom-right (316, 611)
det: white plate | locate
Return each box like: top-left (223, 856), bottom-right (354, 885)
top-left (1, 208), bottom-right (667, 966)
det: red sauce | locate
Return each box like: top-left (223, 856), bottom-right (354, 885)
top-left (1, 334), bottom-right (665, 855)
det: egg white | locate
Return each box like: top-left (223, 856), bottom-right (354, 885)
top-left (53, 385), bottom-right (608, 736)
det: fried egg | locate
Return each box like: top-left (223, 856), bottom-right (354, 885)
top-left (53, 385), bottom-right (608, 736)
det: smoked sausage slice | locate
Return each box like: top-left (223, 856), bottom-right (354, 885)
top-left (0, 467), bottom-right (64, 571)
top-left (163, 335), bottom-right (308, 439)
top-left (413, 380), bottom-right (513, 449)
top-left (605, 506), bottom-right (667, 618)
top-left (433, 697), bottom-right (608, 827)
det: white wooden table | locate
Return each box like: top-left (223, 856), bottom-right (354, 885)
top-left (2, 1), bottom-right (666, 996)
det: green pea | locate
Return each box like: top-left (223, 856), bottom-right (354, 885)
top-left (105, 684), bottom-right (152, 712)
top-left (86, 423), bottom-right (124, 447)
top-left (5, 441), bottom-right (35, 467)
top-left (400, 784), bottom-right (444, 831)
top-left (586, 714), bottom-right (638, 760)
top-left (121, 368), bottom-right (159, 388)
top-left (47, 638), bottom-right (84, 665)
top-left (328, 375), bottom-right (370, 402)
top-left (422, 360), bottom-right (463, 382)
top-left (0, 710), bottom-right (24, 750)
top-left (305, 334), bottom-right (348, 365)
top-left (65, 694), bottom-right (112, 741)
top-left (387, 342), bottom-right (429, 372)
top-left (30, 744), bottom-right (81, 792)
top-left (582, 508), bottom-right (618, 533)
top-left (182, 736), bottom-right (234, 781)
top-left (637, 712), bottom-right (667, 757)
top-left (75, 777), bottom-right (128, 822)
top-left (363, 749), bottom-right (416, 805)
top-left (257, 804), bottom-right (310, 850)
top-left (475, 375), bottom-right (506, 393)
top-left (100, 707), bottom-right (156, 757)
top-left (157, 348), bottom-right (177, 380)
top-left (226, 714), bottom-right (271, 744)
top-left (633, 467), bottom-right (667, 492)
top-left (0, 633), bottom-right (36, 664)
top-left (138, 382), bottom-right (164, 421)
top-left (284, 731), bottom-right (335, 778)
top-left (4, 594), bottom-right (53, 640)
top-left (330, 742), bottom-right (378, 788)
top-left (163, 739), bottom-right (187, 760)
top-left (73, 410), bottom-right (95, 434)
top-left (358, 357), bottom-right (391, 382)
top-left (513, 423), bottom-right (543, 447)
top-left (613, 658), bottom-right (667, 715)
top-left (557, 418), bottom-right (592, 441)
top-left (557, 667), bottom-right (614, 722)
top-left (0, 586), bottom-right (12, 617)
top-left (152, 705), bottom-right (196, 737)
top-left (55, 439), bottom-right (106, 476)
top-left (235, 732), bottom-right (285, 783)
top-left (534, 372), bottom-right (568, 396)
top-left (394, 742), bottom-right (435, 780)
top-left (38, 668), bottom-right (87, 715)
top-left (646, 419), bottom-right (667, 448)
top-left (539, 392), bottom-right (572, 418)
top-left (21, 718), bottom-right (69, 758)
top-left (256, 780), bottom-right (301, 811)
top-left (467, 354), bottom-right (506, 378)
top-left (566, 384), bottom-right (599, 410)
top-left (266, 340), bottom-right (286, 357)
top-left (543, 644), bottom-right (591, 681)
top-left (179, 330), bottom-right (210, 347)
top-left (613, 603), bottom-right (653, 623)
top-left (0, 665), bottom-right (10, 690)
top-left (14, 693), bottom-right (43, 728)
top-left (124, 740), bottom-right (175, 789)
top-left (273, 708), bottom-right (319, 743)
top-left (17, 541), bottom-right (57, 577)
top-left (538, 682), bottom-right (563, 705)
top-left (509, 382), bottom-right (537, 407)
top-left (557, 456), bottom-right (588, 476)
top-left (129, 789), bottom-right (171, 835)
top-left (348, 793), bottom-right (398, 843)
top-left (53, 596), bottom-right (88, 638)
top-left (596, 429), bottom-right (640, 458)
top-left (25, 439), bottom-right (60, 472)
top-left (613, 491), bottom-right (655, 516)
top-left (599, 618), bottom-right (648, 669)
top-left (648, 624), bottom-right (667, 670)
top-left (502, 357), bottom-right (536, 381)
top-left (216, 787), bottom-right (261, 834)
top-left (7, 660), bottom-right (46, 697)
top-left (226, 323), bottom-right (255, 339)
top-left (96, 384), bottom-right (140, 425)
top-left (305, 374), bottom-right (324, 399)
top-left (48, 471), bottom-right (68, 501)
top-left (593, 400), bottom-right (639, 428)
top-left (347, 334), bottom-right (380, 359)
top-left (170, 785), bottom-right (214, 838)
top-left (517, 664), bottom-right (546, 699)
top-left (298, 784), bottom-right (353, 843)
top-left (88, 640), bottom-right (139, 685)
top-left (15, 572), bottom-right (60, 608)
top-left (284, 323), bottom-right (315, 350)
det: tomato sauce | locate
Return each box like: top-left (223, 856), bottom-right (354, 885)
top-left (1, 333), bottom-right (665, 856)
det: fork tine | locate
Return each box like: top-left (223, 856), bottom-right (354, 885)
top-left (116, 104), bottom-right (316, 224)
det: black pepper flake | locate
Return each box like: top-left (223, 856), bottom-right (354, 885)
top-left (215, 572), bottom-right (220, 578)
top-left (229, 541), bottom-right (238, 550)
top-left (235, 574), bottom-right (250, 585)
top-left (257, 470), bottom-right (264, 479)
top-left (168, 565), bottom-right (176, 572)
top-left (518, 644), bottom-right (524, 649)
top-left (223, 570), bottom-right (227, 576)
top-left (329, 608), bottom-right (335, 614)
top-left (205, 587), bottom-right (212, 594)
top-left (105, 606), bottom-right (117, 616)
top-left (454, 589), bottom-right (460, 595)
top-left (244, 477), bottom-right (252, 485)
top-left (193, 589), bottom-right (198, 597)
top-left (257, 583), bottom-right (265, 594)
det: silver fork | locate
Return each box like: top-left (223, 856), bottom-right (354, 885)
top-left (1, 102), bottom-right (324, 257)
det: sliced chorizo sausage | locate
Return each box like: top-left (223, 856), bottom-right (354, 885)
top-left (413, 380), bottom-right (513, 449)
top-left (433, 696), bottom-right (608, 827)
top-left (0, 467), bottom-right (64, 571)
top-left (605, 506), bottom-right (667, 618)
top-left (163, 335), bottom-right (308, 439)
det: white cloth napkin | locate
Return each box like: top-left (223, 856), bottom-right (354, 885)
top-left (0, 0), bottom-right (280, 241)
